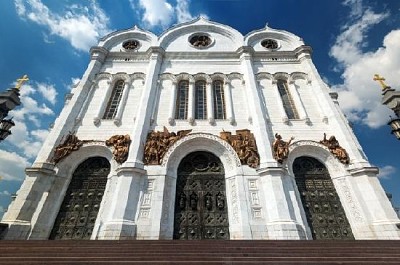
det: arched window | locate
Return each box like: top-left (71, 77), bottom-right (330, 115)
top-left (277, 80), bottom-right (299, 119)
top-left (195, 80), bottom-right (207, 119)
top-left (103, 80), bottom-right (125, 120)
top-left (213, 80), bottom-right (226, 119)
top-left (175, 81), bottom-right (189, 119)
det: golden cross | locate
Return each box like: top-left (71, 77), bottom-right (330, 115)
top-left (15, 74), bottom-right (29, 89)
top-left (373, 74), bottom-right (390, 90)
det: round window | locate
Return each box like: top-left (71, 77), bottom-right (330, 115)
top-left (122, 40), bottom-right (140, 51)
top-left (261, 39), bottom-right (279, 50)
top-left (189, 34), bottom-right (212, 48)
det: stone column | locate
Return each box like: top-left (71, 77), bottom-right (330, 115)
top-left (2, 166), bottom-right (56, 239)
top-left (239, 48), bottom-right (275, 167)
top-left (206, 81), bottom-right (214, 124)
top-left (224, 80), bottom-right (235, 125)
top-left (258, 167), bottom-right (309, 239)
top-left (99, 47), bottom-right (164, 239)
top-left (168, 81), bottom-right (177, 125)
top-left (187, 80), bottom-right (195, 125)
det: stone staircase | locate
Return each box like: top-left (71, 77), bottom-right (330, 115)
top-left (0, 240), bottom-right (400, 264)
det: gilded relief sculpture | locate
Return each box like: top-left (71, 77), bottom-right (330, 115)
top-left (272, 133), bottom-right (294, 163)
top-left (106, 134), bottom-right (131, 164)
top-left (220, 129), bottom-right (260, 168)
top-left (52, 132), bottom-right (84, 163)
top-left (320, 133), bottom-right (350, 164)
top-left (144, 127), bottom-right (192, 165)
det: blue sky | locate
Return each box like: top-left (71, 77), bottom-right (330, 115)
top-left (0, 0), bottom-right (399, 219)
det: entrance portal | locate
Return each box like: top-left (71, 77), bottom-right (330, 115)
top-left (49, 157), bottom-right (110, 240)
top-left (173, 151), bottom-right (229, 240)
top-left (293, 156), bottom-right (354, 240)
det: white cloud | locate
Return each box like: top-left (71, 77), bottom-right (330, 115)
top-left (5, 82), bottom-right (53, 159)
top-left (378, 165), bottom-right (397, 179)
top-left (138, 0), bottom-right (174, 28)
top-left (0, 190), bottom-right (11, 196)
top-left (0, 150), bottom-right (30, 181)
top-left (14, 0), bottom-right (112, 51)
top-left (132, 0), bottom-right (205, 30)
top-left (330, 1), bottom-right (398, 128)
top-left (176, 0), bottom-right (194, 23)
top-left (37, 83), bottom-right (57, 105)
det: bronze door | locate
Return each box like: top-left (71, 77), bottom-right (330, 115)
top-left (293, 156), bottom-right (354, 240)
top-left (174, 152), bottom-right (229, 240)
top-left (49, 157), bottom-right (110, 240)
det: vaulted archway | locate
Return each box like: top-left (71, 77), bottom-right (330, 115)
top-left (49, 157), bottom-right (110, 240)
top-left (173, 151), bottom-right (229, 240)
top-left (293, 156), bottom-right (354, 240)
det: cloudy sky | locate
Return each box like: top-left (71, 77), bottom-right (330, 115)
top-left (0, 0), bottom-right (399, 218)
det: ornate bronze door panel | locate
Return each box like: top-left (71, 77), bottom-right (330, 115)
top-left (174, 152), bottom-right (229, 240)
top-left (293, 157), bottom-right (354, 240)
top-left (49, 157), bottom-right (110, 240)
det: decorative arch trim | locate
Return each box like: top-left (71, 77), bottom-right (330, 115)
top-left (161, 133), bottom-right (241, 175)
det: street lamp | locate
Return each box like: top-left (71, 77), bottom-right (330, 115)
top-left (388, 117), bottom-right (400, 140)
top-left (0, 75), bottom-right (27, 142)
top-left (0, 118), bottom-right (15, 141)
top-left (373, 74), bottom-right (400, 141)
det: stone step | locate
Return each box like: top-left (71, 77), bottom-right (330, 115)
top-left (0, 240), bottom-right (399, 264)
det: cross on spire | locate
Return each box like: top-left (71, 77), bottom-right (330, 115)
top-left (15, 74), bottom-right (29, 89)
top-left (373, 74), bottom-right (390, 90)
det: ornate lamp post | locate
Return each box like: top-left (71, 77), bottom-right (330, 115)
top-left (0, 75), bottom-right (28, 142)
top-left (374, 74), bottom-right (400, 140)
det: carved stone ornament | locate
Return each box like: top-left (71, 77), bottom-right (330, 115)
top-left (320, 133), bottom-right (350, 164)
top-left (144, 127), bottom-right (192, 165)
top-left (105, 135), bottom-right (131, 164)
top-left (272, 133), bottom-right (294, 163)
top-left (52, 132), bottom-right (85, 163)
top-left (219, 129), bottom-right (260, 168)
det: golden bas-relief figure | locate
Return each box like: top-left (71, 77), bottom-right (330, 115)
top-left (272, 133), bottom-right (294, 163)
top-left (106, 135), bottom-right (131, 164)
top-left (144, 127), bottom-right (192, 165)
top-left (52, 133), bottom-right (85, 163)
top-left (220, 129), bottom-right (260, 168)
top-left (320, 133), bottom-right (350, 164)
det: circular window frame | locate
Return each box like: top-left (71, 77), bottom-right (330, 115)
top-left (122, 39), bottom-right (141, 51)
top-left (188, 33), bottom-right (214, 49)
top-left (261, 39), bottom-right (280, 50)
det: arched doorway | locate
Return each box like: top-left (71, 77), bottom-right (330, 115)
top-left (173, 151), bottom-right (229, 240)
top-left (293, 156), bottom-right (354, 240)
top-left (49, 157), bottom-right (110, 240)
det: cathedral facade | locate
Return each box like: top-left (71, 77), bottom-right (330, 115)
top-left (2, 18), bottom-right (400, 240)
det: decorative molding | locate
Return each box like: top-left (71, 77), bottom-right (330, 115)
top-left (105, 135), bottom-right (131, 164)
top-left (336, 178), bottom-right (364, 223)
top-left (138, 179), bottom-right (155, 220)
top-left (210, 73), bottom-right (228, 83)
top-left (289, 72), bottom-right (311, 84)
top-left (193, 73), bottom-right (212, 83)
top-left (227, 72), bottom-right (244, 82)
top-left (248, 179), bottom-right (262, 219)
top-left (229, 178), bottom-right (239, 224)
top-left (273, 72), bottom-right (290, 81)
top-left (52, 133), bottom-right (86, 164)
top-left (320, 134), bottom-right (350, 164)
top-left (159, 73), bottom-right (177, 83)
top-left (161, 133), bottom-right (241, 168)
top-left (219, 130), bottom-right (260, 168)
top-left (256, 72), bottom-right (274, 81)
top-left (176, 73), bottom-right (194, 83)
top-left (112, 72), bottom-right (131, 84)
top-left (144, 128), bottom-right (192, 165)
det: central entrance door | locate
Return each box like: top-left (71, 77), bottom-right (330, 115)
top-left (173, 151), bottom-right (229, 240)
